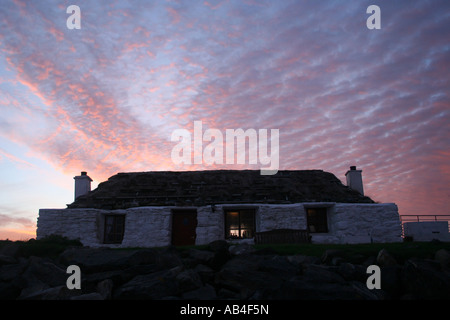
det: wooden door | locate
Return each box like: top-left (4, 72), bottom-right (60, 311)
top-left (171, 210), bottom-right (197, 246)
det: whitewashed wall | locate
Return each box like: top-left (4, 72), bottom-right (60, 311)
top-left (320, 203), bottom-right (402, 244)
top-left (37, 202), bottom-right (402, 247)
top-left (403, 221), bottom-right (450, 242)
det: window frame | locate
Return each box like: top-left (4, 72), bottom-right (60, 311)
top-left (103, 214), bottom-right (126, 244)
top-left (224, 209), bottom-right (256, 239)
top-left (306, 207), bottom-right (329, 233)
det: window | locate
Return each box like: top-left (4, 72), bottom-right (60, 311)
top-left (104, 215), bottom-right (125, 244)
top-left (225, 209), bottom-right (255, 239)
top-left (306, 208), bottom-right (328, 233)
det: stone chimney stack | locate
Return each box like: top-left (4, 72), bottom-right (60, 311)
top-left (74, 171), bottom-right (92, 200)
top-left (345, 166), bottom-right (364, 195)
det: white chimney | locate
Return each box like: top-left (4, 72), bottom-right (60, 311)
top-left (74, 171), bottom-right (92, 200)
top-left (345, 166), bottom-right (364, 195)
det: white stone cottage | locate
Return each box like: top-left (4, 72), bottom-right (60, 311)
top-left (36, 168), bottom-right (402, 247)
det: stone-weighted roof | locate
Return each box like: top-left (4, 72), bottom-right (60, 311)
top-left (67, 170), bottom-right (374, 209)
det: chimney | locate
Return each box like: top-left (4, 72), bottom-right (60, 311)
top-left (345, 166), bottom-right (364, 195)
top-left (74, 171), bottom-right (93, 200)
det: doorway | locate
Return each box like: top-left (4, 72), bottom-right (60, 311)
top-left (171, 209), bottom-right (197, 246)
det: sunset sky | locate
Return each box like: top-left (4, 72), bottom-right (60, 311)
top-left (0, 0), bottom-right (449, 240)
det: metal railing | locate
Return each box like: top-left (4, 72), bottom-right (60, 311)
top-left (399, 215), bottom-right (450, 238)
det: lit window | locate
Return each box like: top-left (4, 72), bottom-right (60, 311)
top-left (225, 209), bottom-right (255, 239)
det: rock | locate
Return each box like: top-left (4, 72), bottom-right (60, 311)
top-left (287, 254), bottom-right (320, 268)
top-left (0, 260), bottom-right (28, 282)
top-left (0, 282), bottom-right (22, 300)
top-left (19, 285), bottom-right (80, 300)
top-left (350, 281), bottom-right (387, 300)
top-left (70, 292), bottom-right (104, 300)
top-left (301, 265), bottom-right (346, 284)
top-left (0, 254), bottom-right (17, 266)
top-left (182, 284), bottom-right (217, 300)
top-left (215, 255), bottom-right (288, 297)
top-left (176, 269), bottom-right (203, 293)
top-left (129, 247), bottom-right (183, 270)
top-left (59, 247), bottom-right (136, 273)
top-left (96, 279), bottom-right (113, 300)
top-left (435, 249), bottom-right (450, 269)
top-left (321, 249), bottom-right (345, 265)
top-left (258, 256), bottom-right (297, 279)
top-left (331, 256), bottom-right (346, 266)
top-left (337, 263), bottom-right (366, 282)
top-left (209, 248), bottom-right (232, 271)
top-left (0, 242), bottom-right (21, 258)
top-left (215, 255), bottom-right (264, 292)
top-left (113, 267), bottom-right (181, 299)
top-left (187, 248), bottom-right (215, 265)
top-left (194, 264), bottom-right (215, 283)
top-left (376, 249), bottom-right (397, 267)
top-left (21, 256), bottom-right (67, 288)
top-left (380, 266), bottom-right (402, 298)
top-left (83, 269), bottom-right (124, 292)
top-left (217, 287), bottom-right (239, 299)
top-left (401, 258), bottom-right (450, 299)
top-left (229, 243), bottom-right (256, 256)
top-left (208, 240), bottom-right (229, 253)
top-left (270, 276), bottom-right (362, 300)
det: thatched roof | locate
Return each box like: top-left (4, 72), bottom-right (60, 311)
top-left (67, 170), bottom-right (374, 209)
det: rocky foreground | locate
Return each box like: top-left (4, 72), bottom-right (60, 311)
top-left (1, 241), bottom-right (450, 300)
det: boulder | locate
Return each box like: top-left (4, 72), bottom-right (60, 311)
top-left (301, 264), bottom-right (346, 284)
top-left (96, 279), bottom-right (114, 300)
top-left (337, 263), bottom-right (366, 282)
top-left (376, 249), bottom-right (397, 267)
top-left (0, 242), bottom-right (21, 258)
top-left (194, 264), bottom-right (215, 283)
top-left (0, 282), bottom-right (22, 300)
top-left (21, 256), bottom-right (67, 288)
top-left (380, 266), bottom-right (402, 298)
top-left (18, 285), bottom-right (80, 300)
top-left (70, 292), bottom-right (104, 300)
top-left (176, 269), bottom-right (203, 293)
top-left (321, 249), bottom-right (345, 265)
top-left (287, 254), bottom-right (320, 268)
top-left (59, 247), bottom-right (136, 273)
top-left (182, 284), bottom-right (217, 300)
top-left (435, 249), bottom-right (450, 269)
top-left (258, 255), bottom-right (297, 279)
top-left (209, 248), bottom-right (232, 271)
top-left (0, 254), bottom-right (17, 266)
top-left (229, 243), bottom-right (256, 256)
top-left (113, 267), bottom-right (182, 299)
top-left (208, 240), bottom-right (229, 252)
top-left (269, 276), bottom-right (361, 300)
top-left (401, 258), bottom-right (450, 299)
top-left (186, 248), bottom-right (215, 265)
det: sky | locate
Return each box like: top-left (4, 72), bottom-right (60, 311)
top-left (0, 0), bottom-right (449, 240)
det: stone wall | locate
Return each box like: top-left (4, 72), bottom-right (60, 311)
top-left (403, 221), bottom-right (450, 242)
top-left (323, 203), bottom-right (402, 244)
top-left (37, 202), bottom-right (402, 247)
